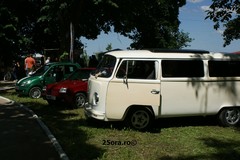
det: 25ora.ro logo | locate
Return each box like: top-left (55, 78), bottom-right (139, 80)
top-left (102, 139), bottom-right (137, 146)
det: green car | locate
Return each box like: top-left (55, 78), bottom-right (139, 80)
top-left (15, 62), bottom-right (81, 98)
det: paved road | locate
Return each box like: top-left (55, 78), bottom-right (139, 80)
top-left (0, 81), bottom-right (68, 160)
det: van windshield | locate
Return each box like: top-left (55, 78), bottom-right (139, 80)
top-left (92, 55), bottom-right (116, 78)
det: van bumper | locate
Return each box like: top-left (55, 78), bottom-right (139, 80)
top-left (84, 103), bottom-right (106, 120)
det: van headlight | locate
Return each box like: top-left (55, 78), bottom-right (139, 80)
top-left (59, 87), bottom-right (67, 93)
top-left (93, 92), bottom-right (99, 105)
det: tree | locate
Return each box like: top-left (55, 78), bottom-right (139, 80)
top-left (0, 0), bottom-right (50, 54)
top-left (95, 0), bottom-right (191, 49)
top-left (1, 0), bottom-right (192, 68)
top-left (0, 6), bottom-right (19, 65)
top-left (206, 0), bottom-right (240, 47)
top-left (39, 0), bottom-right (192, 53)
top-left (106, 43), bottom-right (112, 51)
top-left (38, 0), bottom-right (106, 54)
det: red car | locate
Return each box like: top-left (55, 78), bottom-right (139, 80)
top-left (42, 68), bottom-right (95, 108)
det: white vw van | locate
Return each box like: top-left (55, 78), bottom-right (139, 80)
top-left (84, 49), bottom-right (240, 130)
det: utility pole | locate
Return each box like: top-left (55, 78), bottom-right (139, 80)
top-left (70, 22), bottom-right (74, 62)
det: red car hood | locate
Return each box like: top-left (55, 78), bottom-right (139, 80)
top-left (47, 79), bottom-right (87, 91)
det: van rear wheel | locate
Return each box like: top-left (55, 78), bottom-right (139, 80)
top-left (126, 107), bottom-right (153, 131)
top-left (219, 108), bottom-right (240, 127)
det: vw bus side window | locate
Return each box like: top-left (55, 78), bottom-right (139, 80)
top-left (116, 60), bottom-right (157, 79)
top-left (93, 55), bottom-right (116, 78)
top-left (162, 60), bottom-right (204, 77)
top-left (208, 60), bottom-right (240, 77)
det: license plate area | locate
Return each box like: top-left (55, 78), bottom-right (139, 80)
top-left (46, 95), bottom-right (56, 100)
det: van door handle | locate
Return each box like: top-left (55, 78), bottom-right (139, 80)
top-left (151, 89), bottom-right (160, 94)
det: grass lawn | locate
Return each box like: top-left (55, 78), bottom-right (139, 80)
top-left (1, 89), bottom-right (240, 160)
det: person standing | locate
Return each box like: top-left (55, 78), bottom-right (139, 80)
top-left (12, 60), bottom-right (20, 80)
top-left (41, 55), bottom-right (44, 66)
top-left (25, 54), bottom-right (36, 76)
top-left (45, 57), bottom-right (50, 64)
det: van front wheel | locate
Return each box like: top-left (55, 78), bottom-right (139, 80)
top-left (219, 108), bottom-right (240, 127)
top-left (126, 108), bottom-right (153, 131)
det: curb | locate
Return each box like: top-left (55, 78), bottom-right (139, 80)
top-left (0, 96), bottom-right (15, 105)
top-left (18, 104), bottom-right (70, 160)
top-left (2, 97), bottom-right (70, 160)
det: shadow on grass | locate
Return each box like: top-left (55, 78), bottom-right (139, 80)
top-left (83, 114), bottom-right (240, 135)
top-left (79, 116), bottom-right (221, 135)
top-left (0, 90), bottom-right (106, 160)
top-left (159, 137), bottom-right (240, 160)
top-left (154, 115), bottom-right (219, 128)
top-left (21, 102), bottom-right (106, 160)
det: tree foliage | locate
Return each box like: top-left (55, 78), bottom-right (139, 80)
top-left (92, 0), bottom-right (191, 49)
top-left (0, 0), bottom-right (192, 65)
top-left (0, 0), bottom-right (46, 54)
top-left (0, 6), bottom-right (18, 55)
top-left (206, 0), bottom-right (240, 47)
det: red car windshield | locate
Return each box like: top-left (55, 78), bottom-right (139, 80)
top-left (67, 69), bottom-right (94, 80)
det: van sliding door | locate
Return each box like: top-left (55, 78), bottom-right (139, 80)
top-left (160, 60), bottom-right (206, 116)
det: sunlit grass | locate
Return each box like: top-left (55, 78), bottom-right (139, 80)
top-left (1, 89), bottom-right (240, 160)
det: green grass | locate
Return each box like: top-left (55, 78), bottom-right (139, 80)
top-left (1, 89), bottom-right (240, 160)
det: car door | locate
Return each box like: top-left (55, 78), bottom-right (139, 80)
top-left (44, 65), bottom-right (61, 85)
top-left (106, 59), bottom-right (161, 119)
